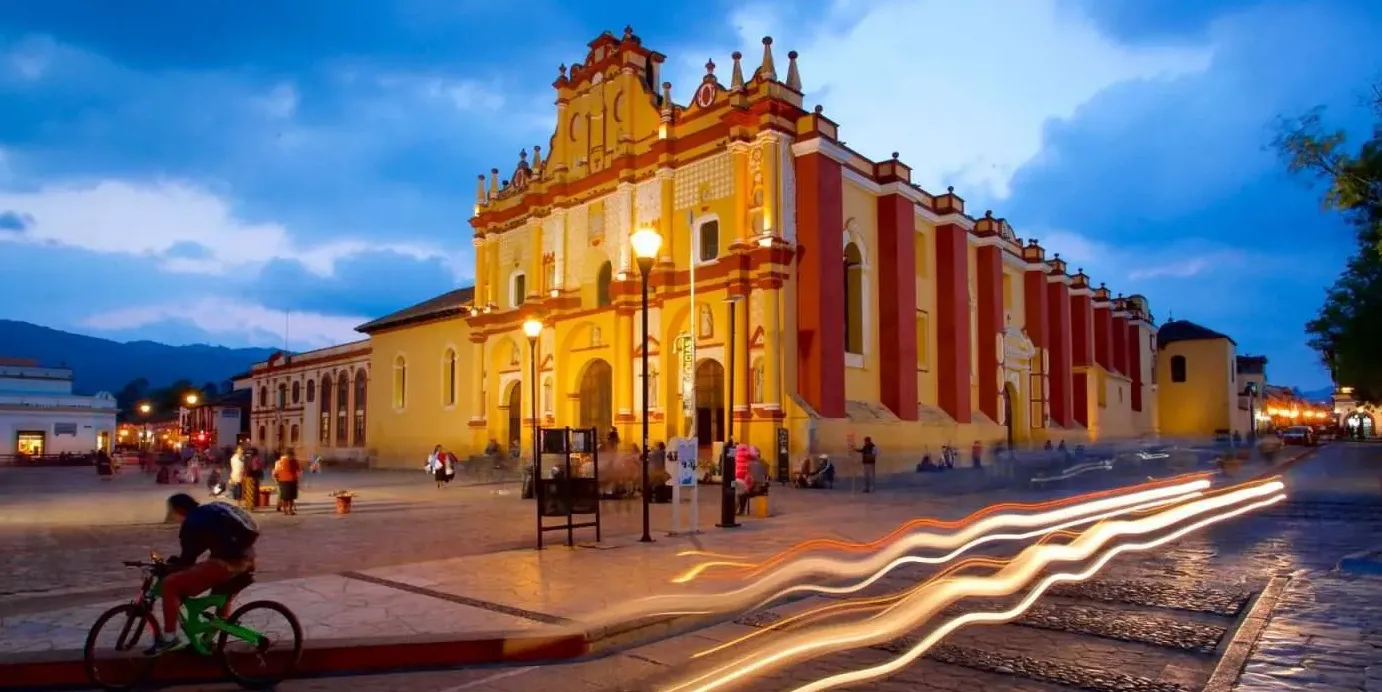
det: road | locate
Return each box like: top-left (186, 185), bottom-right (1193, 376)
top-left (146, 442), bottom-right (1382, 692)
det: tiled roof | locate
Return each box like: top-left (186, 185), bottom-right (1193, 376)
top-left (355, 287), bottom-right (476, 334)
top-left (1156, 319), bottom-right (1234, 349)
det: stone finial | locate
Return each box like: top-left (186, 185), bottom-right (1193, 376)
top-left (488, 168), bottom-right (499, 199)
top-left (661, 81), bottom-right (673, 116)
top-left (786, 50), bottom-right (801, 91)
top-left (475, 174), bottom-right (486, 206)
top-left (623, 25), bottom-right (634, 40)
top-left (532, 145), bottom-right (543, 172)
top-left (558, 63), bottom-right (567, 79)
top-left (519, 148), bottom-right (528, 165)
top-left (947, 186), bottom-right (954, 193)
top-left (759, 36), bottom-right (777, 81)
top-left (813, 104), bottom-right (823, 114)
top-left (704, 58), bottom-right (716, 81)
top-left (985, 209), bottom-right (994, 218)
top-left (730, 51), bottom-right (745, 90)
top-left (891, 151), bottom-right (899, 160)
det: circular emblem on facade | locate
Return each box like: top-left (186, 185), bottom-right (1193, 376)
top-left (695, 82), bottom-right (716, 108)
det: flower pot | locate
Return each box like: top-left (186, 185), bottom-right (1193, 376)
top-left (256, 487), bottom-right (275, 508)
top-left (335, 495), bottom-right (353, 514)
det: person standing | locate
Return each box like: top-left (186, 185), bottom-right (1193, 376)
top-left (855, 437), bottom-right (878, 493)
top-left (228, 447), bottom-right (245, 503)
top-left (274, 451), bottom-right (301, 515)
top-left (242, 449), bottom-right (262, 511)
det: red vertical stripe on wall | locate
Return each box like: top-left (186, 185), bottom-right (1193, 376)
top-left (876, 194), bottom-right (918, 420)
top-left (792, 151), bottom-right (846, 418)
top-left (1045, 281), bottom-right (1073, 428)
top-left (935, 224), bottom-right (971, 423)
top-left (975, 246), bottom-right (1003, 422)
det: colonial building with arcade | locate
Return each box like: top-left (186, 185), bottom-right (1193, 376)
top-left (348, 28), bottom-right (1173, 471)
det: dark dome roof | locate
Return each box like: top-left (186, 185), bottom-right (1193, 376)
top-left (1156, 320), bottom-right (1234, 350)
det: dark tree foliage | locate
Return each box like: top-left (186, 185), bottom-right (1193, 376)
top-left (1277, 80), bottom-right (1382, 403)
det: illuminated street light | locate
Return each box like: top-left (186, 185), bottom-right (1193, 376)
top-left (184, 393), bottom-right (199, 406)
top-left (631, 226), bottom-right (663, 545)
top-left (138, 403), bottom-right (151, 414)
top-left (522, 317), bottom-right (543, 499)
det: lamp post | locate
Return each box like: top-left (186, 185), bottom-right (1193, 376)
top-left (718, 293), bottom-right (744, 529)
top-left (522, 318), bottom-right (543, 486)
top-left (138, 402), bottom-right (152, 451)
top-left (630, 226), bottom-right (664, 544)
top-left (1245, 382), bottom-right (1258, 446)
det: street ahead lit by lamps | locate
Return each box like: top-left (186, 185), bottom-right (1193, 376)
top-left (630, 225), bottom-right (663, 544)
top-left (522, 317), bottom-right (543, 485)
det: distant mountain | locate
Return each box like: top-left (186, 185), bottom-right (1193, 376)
top-left (0, 320), bottom-right (276, 395)
top-left (1297, 386), bottom-right (1335, 402)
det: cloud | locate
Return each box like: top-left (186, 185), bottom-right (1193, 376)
top-left (78, 297), bottom-right (367, 350)
top-left (1033, 228), bottom-right (1258, 289)
top-left (679, 0), bottom-right (1213, 200)
top-left (0, 180), bottom-right (465, 278)
top-left (0, 210), bottom-right (33, 232)
top-left (253, 82), bottom-right (298, 119)
top-left (3, 35), bottom-right (54, 81)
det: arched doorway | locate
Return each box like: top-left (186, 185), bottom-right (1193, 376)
top-left (1001, 384), bottom-right (1016, 449)
top-left (694, 360), bottom-right (726, 447)
top-left (578, 359), bottom-right (614, 437)
top-left (505, 381), bottom-right (522, 451)
top-left (1346, 412), bottom-right (1376, 439)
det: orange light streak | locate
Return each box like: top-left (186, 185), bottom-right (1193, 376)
top-left (674, 471), bottom-right (1212, 577)
top-left (661, 480), bottom-right (1284, 692)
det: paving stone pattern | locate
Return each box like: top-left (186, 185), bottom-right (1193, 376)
top-left (991, 601), bottom-right (1227, 654)
top-left (916, 641), bottom-right (1190, 692)
top-left (1047, 578), bottom-right (1250, 617)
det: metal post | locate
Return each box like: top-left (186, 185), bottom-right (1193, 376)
top-left (529, 334), bottom-right (540, 549)
top-left (639, 264), bottom-right (654, 543)
top-left (718, 295), bottom-right (741, 529)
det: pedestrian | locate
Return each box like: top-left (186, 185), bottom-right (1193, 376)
top-left (228, 447), bottom-right (245, 503)
top-left (274, 450), bottom-right (300, 515)
top-left (429, 445), bottom-right (448, 488)
top-left (242, 449), bottom-right (262, 511)
top-left (971, 440), bottom-right (984, 468)
top-left (854, 436), bottom-right (878, 493)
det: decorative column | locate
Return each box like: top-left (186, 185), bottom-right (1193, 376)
top-left (876, 191), bottom-right (918, 420)
top-left (975, 245), bottom-right (1003, 422)
top-left (1045, 273), bottom-right (1074, 428)
top-left (1093, 288), bottom-right (1113, 372)
top-left (763, 281), bottom-right (783, 413)
top-left (1023, 244), bottom-right (1051, 427)
top-left (935, 223), bottom-right (972, 423)
top-left (615, 308), bottom-right (635, 426)
top-left (1112, 310), bottom-right (1129, 376)
top-left (1127, 320), bottom-right (1144, 412)
top-left (1069, 272), bottom-right (1095, 427)
top-left (469, 336), bottom-right (487, 449)
top-left (732, 290), bottom-right (751, 423)
top-left (731, 142), bottom-right (752, 246)
top-left (473, 235), bottom-right (488, 306)
top-left (791, 135), bottom-right (846, 419)
top-left (528, 219), bottom-right (543, 299)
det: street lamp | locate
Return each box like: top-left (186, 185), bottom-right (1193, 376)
top-left (139, 403), bottom-right (152, 414)
top-left (630, 226), bottom-right (663, 544)
top-left (184, 393), bottom-right (199, 406)
top-left (718, 293), bottom-right (744, 530)
top-left (522, 317), bottom-right (543, 485)
top-left (138, 402), bottom-right (152, 451)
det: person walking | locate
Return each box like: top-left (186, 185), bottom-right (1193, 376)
top-left (273, 451), bottom-right (301, 515)
top-left (854, 436), bottom-right (878, 493)
top-left (242, 449), bottom-right (262, 511)
top-left (228, 447), bottom-right (245, 503)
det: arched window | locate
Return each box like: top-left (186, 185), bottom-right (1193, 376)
top-left (596, 261), bottom-right (613, 307)
top-left (335, 373), bottom-right (349, 447)
top-left (257, 425), bottom-right (266, 444)
top-left (844, 242), bottom-right (864, 355)
top-left (319, 374), bottom-right (333, 444)
top-left (290, 424), bottom-right (300, 444)
top-left (306, 379), bottom-right (315, 403)
top-left (354, 369), bottom-right (367, 447)
top-left (698, 220), bottom-right (720, 262)
top-left (393, 356), bottom-right (407, 409)
top-left (291, 380), bottom-right (301, 404)
top-left (276, 425), bottom-right (285, 450)
top-left (277, 383), bottom-right (287, 409)
top-left (510, 272), bottom-right (527, 308)
top-left (443, 348), bottom-right (457, 406)
top-left (258, 386), bottom-right (267, 409)
top-left (1170, 355), bottom-right (1187, 383)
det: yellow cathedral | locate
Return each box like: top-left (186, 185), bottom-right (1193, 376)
top-left (352, 28), bottom-right (1232, 472)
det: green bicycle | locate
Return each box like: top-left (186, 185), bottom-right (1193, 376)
top-left (83, 554), bottom-right (303, 691)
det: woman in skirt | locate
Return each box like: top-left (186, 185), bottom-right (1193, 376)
top-left (274, 451), bottom-right (301, 514)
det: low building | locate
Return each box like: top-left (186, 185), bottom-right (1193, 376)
top-left (0, 358), bottom-right (117, 456)
top-left (355, 288), bottom-right (476, 469)
top-left (246, 341), bottom-right (372, 462)
top-left (1332, 387), bottom-right (1378, 438)
top-left (182, 388), bottom-right (251, 452)
top-left (1154, 320), bottom-right (1250, 440)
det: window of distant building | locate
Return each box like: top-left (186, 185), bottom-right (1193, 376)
top-left (393, 356), bottom-right (407, 410)
top-left (291, 380), bottom-right (300, 404)
top-left (443, 348), bottom-right (457, 406)
top-left (844, 242), bottom-right (864, 355)
top-left (510, 272), bottom-right (527, 308)
top-left (319, 374), bottom-right (333, 445)
top-left (354, 369), bottom-right (367, 447)
top-left (1170, 355), bottom-right (1187, 383)
top-left (306, 379), bottom-right (315, 403)
top-left (258, 386), bottom-right (267, 409)
top-left (335, 373), bottom-right (349, 447)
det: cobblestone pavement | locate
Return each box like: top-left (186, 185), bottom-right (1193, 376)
top-left (137, 442), bottom-right (1378, 692)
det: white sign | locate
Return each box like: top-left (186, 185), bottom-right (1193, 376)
top-left (676, 333), bottom-right (695, 418)
top-left (675, 437), bottom-right (699, 487)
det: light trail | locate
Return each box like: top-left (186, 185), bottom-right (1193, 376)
top-left (581, 479), bottom-right (1209, 630)
top-left (673, 472), bottom-right (1212, 579)
top-left (1031, 460), bottom-right (1112, 484)
top-left (658, 480), bottom-right (1284, 692)
top-left (692, 530), bottom-right (1082, 660)
top-left (790, 492), bottom-right (1284, 692)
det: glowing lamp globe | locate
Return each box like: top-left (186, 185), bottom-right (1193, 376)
top-left (184, 394), bottom-right (199, 406)
top-left (522, 318), bottom-right (543, 340)
top-left (630, 227), bottom-right (663, 260)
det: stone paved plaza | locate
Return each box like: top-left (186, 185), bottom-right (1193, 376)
top-left (3, 443), bottom-right (1379, 691)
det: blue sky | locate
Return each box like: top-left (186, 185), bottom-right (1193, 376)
top-left (1, 0), bottom-right (1378, 389)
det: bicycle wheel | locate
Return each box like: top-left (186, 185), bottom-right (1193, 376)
top-left (83, 603), bottom-right (160, 691)
top-left (214, 600), bottom-right (303, 689)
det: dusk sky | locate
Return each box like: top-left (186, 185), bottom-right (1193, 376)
top-left (1, 0), bottom-right (1379, 389)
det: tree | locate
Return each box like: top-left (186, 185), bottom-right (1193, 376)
top-left (1279, 79), bottom-right (1382, 403)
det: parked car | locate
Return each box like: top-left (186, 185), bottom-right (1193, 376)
top-left (1281, 425), bottom-right (1316, 446)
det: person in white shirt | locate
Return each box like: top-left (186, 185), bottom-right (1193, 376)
top-left (228, 448), bottom-right (246, 502)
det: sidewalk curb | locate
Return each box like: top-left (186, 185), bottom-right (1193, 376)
top-left (1202, 574), bottom-right (1291, 692)
top-left (0, 630), bottom-right (587, 690)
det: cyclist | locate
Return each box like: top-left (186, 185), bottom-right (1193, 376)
top-left (145, 493), bottom-right (260, 656)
